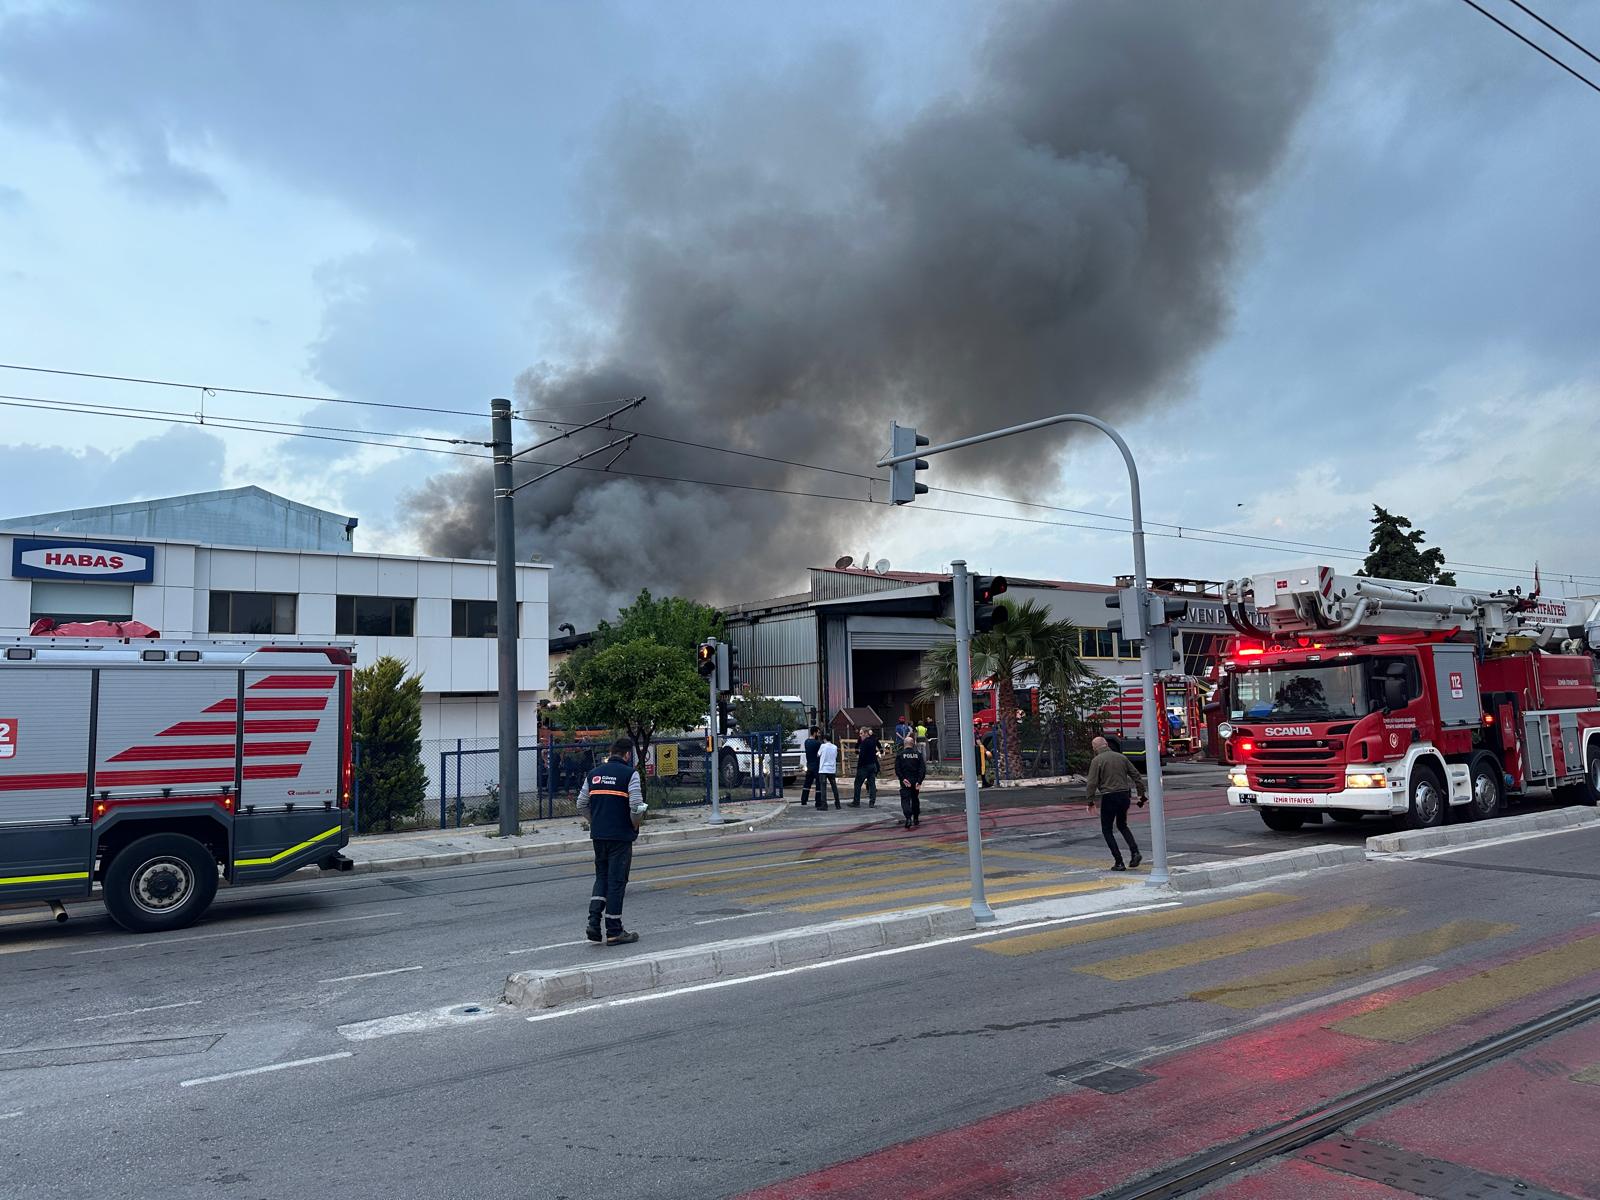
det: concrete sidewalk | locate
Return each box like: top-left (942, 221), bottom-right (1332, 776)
top-left (316, 800), bottom-right (788, 876)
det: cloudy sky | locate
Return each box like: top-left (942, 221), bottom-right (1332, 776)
top-left (2, 0), bottom-right (1597, 624)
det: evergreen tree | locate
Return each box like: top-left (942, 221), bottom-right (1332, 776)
top-left (353, 656), bottom-right (427, 832)
top-left (1358, 505), bottom-right (1456, 586)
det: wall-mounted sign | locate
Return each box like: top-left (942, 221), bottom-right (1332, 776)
top-left (10, 538), bottom-right (156, 583)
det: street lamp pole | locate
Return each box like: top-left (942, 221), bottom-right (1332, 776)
top-left (877, 414), bottom-right (1170, 887)
top-left (951, 560), bottom-right (995, 921)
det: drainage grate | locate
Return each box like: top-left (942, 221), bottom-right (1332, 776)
top-left (1301, 1138), bottom-right (1576, 1200)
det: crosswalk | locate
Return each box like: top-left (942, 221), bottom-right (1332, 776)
top-left (638, 840), bottom-right (1136, 919)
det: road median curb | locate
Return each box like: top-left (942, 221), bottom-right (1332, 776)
top-left (1366, 807), bottom-right (1600, 855)
top-left (503, 905), bottom-right (977, 1010)
top-left (1168, 844), bottom-right (1365, 892)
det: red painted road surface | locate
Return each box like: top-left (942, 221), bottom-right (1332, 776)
top-left (738, 922), bottom-right (1600, 1200)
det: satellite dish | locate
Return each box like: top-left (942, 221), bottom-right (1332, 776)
top-left (873, 559), bottom-right (891, 575)
top-left (835, 555), bottom-right (854, 569)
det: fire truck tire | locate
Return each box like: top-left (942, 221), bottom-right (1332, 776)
top-left (1399, 765), bottom-right (1446, 830)
top-left (719, 753), bottom-right (742, 790)
top-left (1579, 749), bottom-right (1599, 806)
top-left (102, 833), bottom-right (219, 934)
top-left (1258, 808), bottom-right (1306, 833)
top-left (1464, 753), bottom-right (1504, 821)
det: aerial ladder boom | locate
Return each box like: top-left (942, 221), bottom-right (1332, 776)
top-left (1223, 564), bottom-right (1600, 652)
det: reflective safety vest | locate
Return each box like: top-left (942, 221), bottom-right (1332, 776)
top-left (586, 757), bottom-right (639, 842)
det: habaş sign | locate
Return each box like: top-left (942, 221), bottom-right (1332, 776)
top-left (11, 538), bottom-right (155, 583)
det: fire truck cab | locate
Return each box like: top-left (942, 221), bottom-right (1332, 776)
top-left (0, 637), bottom-right (355, 931)
top-left (1218, 567), bottom-right (1600, 832)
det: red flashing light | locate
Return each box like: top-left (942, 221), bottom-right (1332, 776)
top-left (1238, 740), bottom-right (1255, 755)
top-left (1237, 648), bottom-right (1265, 658)
top-left (1484, 713), bottom-right (1495, 726)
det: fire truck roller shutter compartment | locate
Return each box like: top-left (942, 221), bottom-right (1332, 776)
top-left (1430, 645), bottom-right (1480, 729)
top-left (0, 668), bottom-right (94, 903)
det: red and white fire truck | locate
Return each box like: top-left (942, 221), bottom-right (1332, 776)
top-left (1097, 675), bottom-right (1208, 760)
top-left (1219, 566), bottom-right (1600, 832)
top-left (0, 637), bottom-right (355, 931)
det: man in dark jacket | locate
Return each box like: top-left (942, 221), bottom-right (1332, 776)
top-left (1084, 735), bottom-right (1145, 871)
top-left (894, 736), bottom-right (926, 830)
top-left (852, 726), bottom-right (880, 807)
top-left (800, 726), bottom-right (823, 810)
top-left (577, 738), bottom-right (648, 944)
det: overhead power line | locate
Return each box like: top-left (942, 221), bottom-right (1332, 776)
top-left (1504, 0), bottom-right (1600, 67)
top-left (1456, 0), bottom-right (1600, 96)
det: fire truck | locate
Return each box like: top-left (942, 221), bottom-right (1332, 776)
top-left (1097, 675), bottom-right (1208, 760)
top-left (0, 637), bottom-right (355, 932)
top-left (1219, 566), bottom-right (1600, 832)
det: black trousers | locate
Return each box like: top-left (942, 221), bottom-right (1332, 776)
top-left (853, 770), bottom-right (877, 804)
top-left (1099, 791), bottom-right (1138, 861)
top-left (899, 784), bottom-right (921, 822)
top-left (800, 767), bottom-right (819, 803)
top-left (815, 774), bottom-right (841, 806)
top-left (588, 838), bottom-right (634, 930)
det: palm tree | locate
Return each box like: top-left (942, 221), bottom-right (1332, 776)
top-left (916, 598), bottom-right (1091, 777)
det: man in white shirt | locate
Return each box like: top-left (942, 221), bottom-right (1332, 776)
top-left (816, 734), bottom-right (842, 810)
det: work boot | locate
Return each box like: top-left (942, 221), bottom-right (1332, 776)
top-left (1111, 860), bottom-right (1128, 872)
top-left (605, 928), bottom-right (639, 946)
top-left (849, 800), bottom-right (861, 808)
top-left (1128, 850), bottom-right (1142, 869)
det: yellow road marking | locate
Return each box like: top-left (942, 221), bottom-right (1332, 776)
top-left (644, 853), bottom-right (904, 890)
top-left (235, 825), bottom-right (342, 867)
top-left (1078, 904), bottom-right (1399, 981)
top-left (0, 939), bottom-right (76, 956)
top-left (1573, 1064), bottom-right (1600, 1087)
top-left (847, 880), bottom-right (1120, 919)
top-left (736, 867), bottom-right (973, 904)
top-left (925, 843), bottom-right (1100, 867)
top-left (788, 872), bottom-right (1064, 914)
top-left (670, 855), bottom-right (950, 895)
top-left (977, 893), bottom-right (1296, 958)
top-left (1331, 932), bottom-right (1600, 1044)
top-left (1190, 920), bottom-right (1516, 1009)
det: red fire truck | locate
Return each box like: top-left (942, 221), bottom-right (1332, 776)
top-left (0, 637), bottom-right (355, 931)
top-left (1097, 675), bottom-right (1207, 760)
top-left (1219, 566), bottom-right (1600, 831)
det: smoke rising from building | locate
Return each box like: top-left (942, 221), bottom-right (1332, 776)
top-left (406, 0), bottom-right (1331, 626)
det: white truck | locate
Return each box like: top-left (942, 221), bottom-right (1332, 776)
top-left (716, 695), bottom-right (809, 787)
top-left (0, 637), bottom-right (355, 932)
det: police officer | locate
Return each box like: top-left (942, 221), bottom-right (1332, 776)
top-left (577, 737), bottom-right (648, 945)
top-left (895, 735), bottom-right (926, 830)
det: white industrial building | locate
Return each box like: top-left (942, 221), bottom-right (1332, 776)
top-left (0, 487), bottom-right (549, 745)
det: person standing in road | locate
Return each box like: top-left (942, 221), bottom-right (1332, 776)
top-left (800, 725), bottom-right (823, 809)
top-left (1084, 735), bottom-right (1145, 871)
top-left (817, 733), bottom-right (842, 809)
top-left (852, 725), bottom-right (880, 807)
top-left (577, 737), bottom-right (648, 945)
top-left (895, 735), bottom-right (926, 830)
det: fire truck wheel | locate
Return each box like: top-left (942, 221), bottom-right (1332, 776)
top-left (719, 754), bottom-right (742, 790)
top-left (1464, 753), bottom-right (1504, 821)
top-left (1258, 808), bottom-right (1306, 833)
top-left (103, 833), bottom-right (219, 934)
top-left (1581, 749), bottom-right (1600, 807)
top-left (1399, 766), bottom-right (1446, 830)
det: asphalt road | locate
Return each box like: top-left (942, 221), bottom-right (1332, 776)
top-left (3, 776), bottom-right (1596, 1199)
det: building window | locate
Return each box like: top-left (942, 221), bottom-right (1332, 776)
top-left (452, 598), bottom-right (510, 638)
top-left (1079, 628), bottom-right (1117, 659)
top-left (209, 591), bottom-right (297, 635)
top-left (336, 595), bottom-right (415, 637)
top-left (30, 581), bottom-right (134, 625)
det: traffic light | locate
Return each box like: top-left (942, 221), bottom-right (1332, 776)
top-left (973, 575), bottom-right (1009, 634)
top-left (696, 639), bottom-right (718, 678)
top-left (715, 642), bottom-right (739, 693)
top-left (1148, 596), bottom-right (1189, 627)
top-left (1106, 585), bottom-right (1146, 643)
top-left (889, 421), bottom-right (930, 505)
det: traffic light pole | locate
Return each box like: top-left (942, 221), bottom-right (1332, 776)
top-left (878, 414), bottom-right (1171, 887)
top-left (491, 398), bottom-right (521, 838)
top-left (708, 666), bottom-right (722, 825)
top-left (951, 561), bottom-right (995, 922)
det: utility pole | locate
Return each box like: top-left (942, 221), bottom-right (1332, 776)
top-left (879, 414), bottom-right (1171, 887)
top-left (490, 393), bottom-right (644, 839)
top-left (491, 397), bottom-right (520, 837)
top-left (951, 561), bottom-right (995, 922)
top-left (708, 652), bottom-right (722, 824)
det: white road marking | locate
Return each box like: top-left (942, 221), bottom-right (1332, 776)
top-left (338, 1003), bottom-right (498, 1041)
top-left (318, 965), bottom-right (424, 983)
top-left (73, 911), bottom-right (398, 955)
top-left (1096, 965), bottom-right (1439, 1071)
top-left (693, 911), bottom-right (773, 925)
top-left (73, 1000), bottom-right (203, 1022)
top-left (179, 1051), bottom-right (353, 1088)
top-left (1225, 842), bottom-right (1264, 848)
top-left (0, 1111), bottom-right (21, 1121)
top-left (523, 901), bottom-right (1184, 1023)
top-left (505, 939), bottom-right (589, 956)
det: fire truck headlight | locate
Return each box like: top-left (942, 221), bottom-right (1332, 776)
top-left (1229, 770), bottom-right (1249, 789)
top-left (1345, 771), bottom-right (1388, 789)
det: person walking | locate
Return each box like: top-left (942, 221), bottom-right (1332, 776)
top-left (800, 726), bottom-right (823, 809)
top-left (976, 731), bottom-right (993, 789)
top-left (817, 733), bottom-right (842, 809)
top-left (577, 737), bottom-right (648, 945)
top-left (1084, 735), bottom-right (1145, 871)
top-left (925, 718), bottom-right (939, 763)
top-left (895, 735), bottom-right (926, 830)
top-left (852, 726), bottom-right (880, 807)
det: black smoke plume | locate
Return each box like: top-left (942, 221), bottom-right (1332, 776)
top-left (407, 0), bottom-right (1332, 626)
